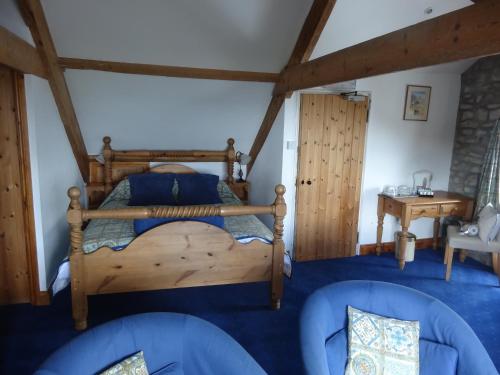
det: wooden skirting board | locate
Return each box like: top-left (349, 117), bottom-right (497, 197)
top-left (360, 237), bottom-right (437, 256)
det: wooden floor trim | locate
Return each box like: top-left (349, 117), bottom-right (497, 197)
top-left (360, 237), bottom-right (437, 256)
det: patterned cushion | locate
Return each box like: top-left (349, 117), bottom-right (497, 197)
top-left (100, 351), bottom-right (149, 375)
top-left (477, 203), bottom-right (500, 242)
top-left (346, 306), bottom-right (419, 375)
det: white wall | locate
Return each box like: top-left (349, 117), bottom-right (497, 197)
top-left (356, 69), bottom-right (461, 244)
top-left (1, 0), bottom-right (84, 290)
top-left (64, 70), bottom-right (274, 156)
top-left (280, 67), bottom-right (462, 255)
top-left (281, 93), bottom-right (300, 252)
top-left (42, 0), bottom-right (313, 72)
top-left (24, 77), bottom-right (85, 289)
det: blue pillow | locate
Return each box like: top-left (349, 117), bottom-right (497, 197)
top-left (176, 174), bottom-right (222, 205)
top-left (419, 339), bottom-right (458, 375)
top-left (128, 173), bottom-right (176, 206)
top-left (134, 216), bottom-right (224, 235)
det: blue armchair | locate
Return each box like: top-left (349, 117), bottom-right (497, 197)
top-left (35, 313), bottom-right (265, 375)
top-left (301, 281), bottom-right (497, 375)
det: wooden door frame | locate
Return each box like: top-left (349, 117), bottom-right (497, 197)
top-left (11, 71), bottom-right (49, 305)
top-left (293, 92), bottom-right (370, 261)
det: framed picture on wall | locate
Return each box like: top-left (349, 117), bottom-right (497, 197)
top-left (403, 85), bottom-right (432, 121)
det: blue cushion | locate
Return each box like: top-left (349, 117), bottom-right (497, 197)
top-left (134, 216), bottom-right (224, 235)
top-left (325, 329), bottom-right (348, 375)
top-left (420, 339), bottom-right (458, 375)
top-left (128, 173), bottom-right (176, 206)
top-left (176, 174), bottom-right (221, 205)
top-left (324, 329), bottom-right (458, 375)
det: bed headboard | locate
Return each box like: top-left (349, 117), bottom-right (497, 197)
top-left (87, 136), bottom-right (236, 207)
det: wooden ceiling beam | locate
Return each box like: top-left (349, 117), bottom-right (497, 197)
top-left (247, 0), bottom-right (337, 175)
top-left (275, 1), bottom-right (500, 95)
top-left (58, 57), bottom-right (280, 83)
top-left (0, 25), bottom-right (47, 78)
top-left (19, 0), bottom-right (89, 182)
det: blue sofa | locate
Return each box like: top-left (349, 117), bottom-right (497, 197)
top-left (301, 280), bottom-right (498, 375)
top-left (35, 312), bottom-right (266, 375)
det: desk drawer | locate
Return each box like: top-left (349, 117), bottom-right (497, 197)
top-left (440, 203), bottom-right (466, 217)
top-left (384, 200), bottom-right (401, 216)
top-left (411, 205), bottom-right (438, 219)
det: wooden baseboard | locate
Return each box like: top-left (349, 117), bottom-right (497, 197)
top-left (32, 291), bottom-right (51, 306)
top-left (360, 237), bottom-right (437, 256)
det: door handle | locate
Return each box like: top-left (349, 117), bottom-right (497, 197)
top-left (307, 180), bottom-right (312, 185)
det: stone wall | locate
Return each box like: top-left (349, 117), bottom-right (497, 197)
top-left (448, 55), bottom-right (500, 266)
top-left (449, 55), bottom-right (500, 197)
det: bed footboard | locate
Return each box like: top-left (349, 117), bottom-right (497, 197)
top-left (67, 185), bottom-right (286, 330)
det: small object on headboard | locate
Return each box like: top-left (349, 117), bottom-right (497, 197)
top-left (230, 181), bottom-right (250, 203)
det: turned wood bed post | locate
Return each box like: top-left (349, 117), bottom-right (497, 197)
top-left (226, 138), bottom-right (235, 184)
top-left (271, 184), bottom-right (286, 309)
top-left (67, 187), bottom-right (88, 330)
top-left (103, 136), bottom-right (113, 195)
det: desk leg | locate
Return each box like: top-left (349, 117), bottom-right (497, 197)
top-left (433, 218), bottom-right (440, 250)
top-left (399, 226), bottom-right (408, 270)
top-left (376, 196), bottom-right (384, 255)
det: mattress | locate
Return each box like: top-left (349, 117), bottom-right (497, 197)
top-left (82, 179), bottom-right (274, 254)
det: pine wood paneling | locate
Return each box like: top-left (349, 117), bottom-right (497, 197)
top-left (0, 66), bottom-right (30, 304)
top-left (295, 94), bottom-right (368, 261)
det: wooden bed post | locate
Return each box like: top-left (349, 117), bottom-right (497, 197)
top-left (103, 136), bottom-right (113, 195)
top-left (67, 187), bottom-right (88, 330)
top-left (226, 138), bottom-right (235, 184)
top-left (271, 184), bottom-right (286, 310)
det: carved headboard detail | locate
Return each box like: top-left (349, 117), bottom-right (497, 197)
top-left (87, 136), bottom-right (236, 208)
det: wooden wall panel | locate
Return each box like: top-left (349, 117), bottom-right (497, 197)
top-left (0, 66), bottom-right (30, 304)
top-left (295, 94), bottom-right (368, 261)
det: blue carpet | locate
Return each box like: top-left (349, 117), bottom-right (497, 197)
top-left (1, 249), bottom-right (499, 374)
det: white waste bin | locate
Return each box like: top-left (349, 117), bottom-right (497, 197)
top-left (394, 231), bottom-right (416, 262)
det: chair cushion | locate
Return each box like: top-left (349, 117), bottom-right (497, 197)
top-left (128, 174), bottom-right (176, 206)
top-left (478, 203), bottom-right (500, 242)
top-left (176, 174), bottom-right (221, 205)
top-left (325, 331), bottom-right (458, 375)
top-left (325, 329), bottom-right (348, 375)
top-left (447, 226), bottom-right (500, 253)
top-left (420, 340), bottom-right (458, 375)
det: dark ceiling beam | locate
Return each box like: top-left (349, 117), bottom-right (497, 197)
top-left (0, 25), bottom-right (47, 78)
top-left (19, 0), bottom-right (90, 182)
top-left (275, 0), bottom-right (500, 95)
top-left (58, 57), bottom-right (280, 83)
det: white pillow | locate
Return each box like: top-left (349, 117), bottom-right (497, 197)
top-left (478, 203), bottom-right (500, 242)
top-left (346, 306), bottom-right (419, 375)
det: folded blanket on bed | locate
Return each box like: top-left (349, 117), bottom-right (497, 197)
top-left (82, 180), bottom-right (274, 253)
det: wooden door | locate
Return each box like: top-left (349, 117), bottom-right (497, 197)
top-left (295, 94), bottom-right (368, 261)
top-left (0, 65), bottom-right (35, 304)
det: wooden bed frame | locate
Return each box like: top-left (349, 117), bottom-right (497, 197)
top-left (67, 137), bottom-right (286, 330)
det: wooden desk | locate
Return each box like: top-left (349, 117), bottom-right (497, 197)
top-left (376, 191), bottom-right (474, 269)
